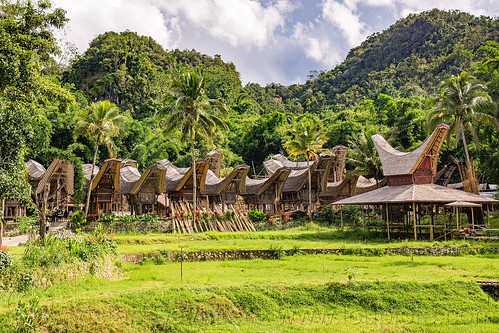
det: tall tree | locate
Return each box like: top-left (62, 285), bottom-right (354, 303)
top-left (0, 0), bottom-right (67, 244)
top-left (284, 120), bottom-right (327, 221)
top-left (156, 70), bottom-right (227, 226)
top-left (75, 100), bottom-right (127, 215)
top-left (428, 72), bottom-right (498, 172)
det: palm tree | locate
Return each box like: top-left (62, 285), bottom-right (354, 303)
top-left (428, 72), bottom-right (498, 172)
top-left (284, 120), bottom-right (327, 221)
top-left (75, 101), bottom-right (128, 215)
top-left (347, 130), bottom-right (382, 185)
top-left (156, 70), bottom-right (227, 225)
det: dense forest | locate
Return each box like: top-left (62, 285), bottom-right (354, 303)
top-left (2, 1), bottom-right (499, 206)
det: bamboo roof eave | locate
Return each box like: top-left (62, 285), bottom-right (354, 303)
top-left (91, 158), bottom-right (122, 192)
top-left (130, 164), bottom-right (167, 195)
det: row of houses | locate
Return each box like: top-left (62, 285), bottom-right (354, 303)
top-left (4, 124), bottom-right (496, 237)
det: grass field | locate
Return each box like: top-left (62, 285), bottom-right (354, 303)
top-left (2, 223), bottom-right (499, 332)
top-left (1, 252), bottom-right (498, 332)
top-left (112, 227), bottom-right (499, 254)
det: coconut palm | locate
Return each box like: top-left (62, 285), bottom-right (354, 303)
top-left (75, 100), bottom-right (128, 215)
top-left (284, 120), bottom-right (327, 221)
top-left (347, 130), bottom-right (382, 185)
top-left (428, 72), bottom-right (498, 171)
top-left (156, 70), bottom-right (227, 225)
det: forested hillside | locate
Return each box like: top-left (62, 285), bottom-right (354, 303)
top-left (4, 2), bottom-right (497, 202)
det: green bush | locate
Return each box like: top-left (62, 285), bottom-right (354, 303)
top-left (70, 209), bottom-right (87, 227)
top-left (0, 247), bottom-right (13, 271)
top-left (318, 205), bottom-right (362, 226)
top-left (15, 296), bottom-right (48, 332)
top-left (16, 215), bottom-right (37, 234)
top-left (22, 225), bottom-right (118, 268)
top-left (248, 209), bottom-right (266, 223)
top-left (268, 245), bottom-right (285, 260)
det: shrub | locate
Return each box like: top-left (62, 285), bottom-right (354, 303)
top-left (70, 209), bottom-right (87, 227)
top-left (22, 225), bottom-right (118, 268)
top-left (17, 215), bottom-right (37, 234)
top-left (0, 246), bottom-right (13, 271)
top-left (248, 209), bottom-right (266, 223)
top-left (318, 205), bottom-right (362, 226)
top-left (15, 296), bottom-right (48, 332)
top-left (268, 245), bottom-right (285, 260)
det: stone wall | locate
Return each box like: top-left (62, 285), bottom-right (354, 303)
top-left (119, 247), bottom-right (499, 264)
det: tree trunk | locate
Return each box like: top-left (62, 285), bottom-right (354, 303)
top-left (307, 157), bottom-right (312, 222)
top-left (85, 138), bottom-right (100, 216)
top-left (39, 183), bottom-right (50, 243)
top-left (190, 130), bottom-right (197, 229)
top-left (0, 197), bottom-right (4, 247)
top-left (460, 126), bottom-right (472, 171)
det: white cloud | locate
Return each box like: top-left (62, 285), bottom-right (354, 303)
top-left (51, 0), bottom-right (499, 85)
top-left (292, 22), bottom-right (343, 67)
top-left (321, 0), bottom-right (368, 47)
top-left (149, 0), bottom-right (292, 49)
top-left (54, 0), bottom-right (174, 52)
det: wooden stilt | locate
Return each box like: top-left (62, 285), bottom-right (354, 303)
top-left (412, 201), bottom-right (417, 241)
top-left (487, 204), bottom-right (490, 229)
top-left (430, 204), bottom-right (434, 241)
top-left (444, 206), bottom-right (447, 240)
top-left (340, 205), bottom-right (344, 230)
top-left (471, 207), bottom-right (475, 232)
top-left (386, 203), bottom-right (390, 241)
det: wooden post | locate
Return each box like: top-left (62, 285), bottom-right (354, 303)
top-left (444, 206), bottom-right (447, 241)
top-left (340, 205), bottom-right (344, 230)
top-left (430, 204), bottom-right (434, 241)
top-left (412, 201), bottom-right (417, 241)
top-left (386, 203), bottom-right (390, 241)
top-left (471, 207), bottom-right (475, 232)
top-left (362, 205), bottom-right (365, 233)
top-left (487, 204), bottom-right (490, 229)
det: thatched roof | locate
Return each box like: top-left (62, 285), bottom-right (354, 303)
top-left (130, 164), bottom-right (167, 195)
top-left (82, 164), bottom-right (99, 182)
top-left (372, 124), bottom-right (448, 176)
top-left (158, 159), bottom-right (209, 192)
top-left (26, 159), bottom-right (46, 180)
top-left (203, 165), bottom-right (249, 195)
top-left (267, 154), bottom-right (312, 170)
top-left (119, 165), bottom-right (141, 195)
top-left (334, 183), bottom-right (498, 205)
top-left (35, 159), bottom-right (74, 196)
top-left (244, 167), bottom-right (290, 196)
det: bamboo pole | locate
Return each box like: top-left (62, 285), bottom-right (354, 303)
top-left (412, 201), bottom-right (417, 241)
top-left (444, 206), bottom-right (447, 241)
top-left (386, 203), bottom-right (390, 241)
top-left (471, 207), bottom-right (475, 232)
top-left (340, 205), bottom-right (344, 230)
top-left (487, 204), bottom-right (490, 229)
top-left (430, 204), bottom-right (434, 241)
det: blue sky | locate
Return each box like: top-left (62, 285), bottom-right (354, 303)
top-left (54, 0), bottom-right (499, 85)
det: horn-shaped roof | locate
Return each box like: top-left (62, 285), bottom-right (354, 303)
top-left (372, 124), bottom-right (449, 176)
top-left (202, 165), bottom-right (250, 195)
top-left (91, 158), bottom-right (122, 192)
top-left (243, 167), bottom-right (290, 196)
top-left (158, 159), bottom-right (209, 192)
top-left (35, 159), bottom-right (74, 196)
top-left (130, 164), bottom-right (166, 195)
top-left (26, 159), bottom-right (46, 180)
